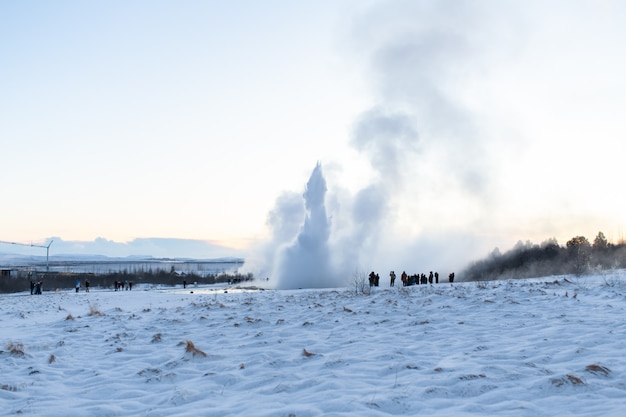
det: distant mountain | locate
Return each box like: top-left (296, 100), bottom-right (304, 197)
top-left (0, 237), bottom-right (244, 260)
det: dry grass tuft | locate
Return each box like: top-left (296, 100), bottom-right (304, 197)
top-left (567, 374), bottom-right (585, 385)
top-left (585, 364), bottom-right (611, 376)
top-left (7, 342), bottom-right (25, 357)
top-left (88, 303), bottom-right (104, 316)
top-left (48, 354), bottom-right (56, 364)
top-left (151, 333), bottom-right (162, 343)
top-left (551, 374), bottom-right (586, 387)
top-left (65, 313), bottom-right (74, 320)
top-left (185, 340), bottom-right (207, 357)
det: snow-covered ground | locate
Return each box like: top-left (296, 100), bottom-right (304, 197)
top-left (2, 272), bottom-right (626, 416)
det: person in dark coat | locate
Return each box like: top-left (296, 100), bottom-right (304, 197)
top-left (368, 271), bottom-right (376, 287)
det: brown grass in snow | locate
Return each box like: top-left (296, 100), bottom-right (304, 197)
top-left (185, 340), bottom-right (207, 357)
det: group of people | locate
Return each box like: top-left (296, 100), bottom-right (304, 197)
top-left (385, 270), bottom-right (455, 287)
top-left (73, 279), bottom-right (134, 292)
top-left (75, 278), bottom-right (90, 293)
top-left (368, 271), bottom-right (381, 287)
top-left (29, 280), bottom-right (43, 295)
top-left (29, 278), bottom-right (138, 294)
top-left (114, 280), bottom-right (133, 291)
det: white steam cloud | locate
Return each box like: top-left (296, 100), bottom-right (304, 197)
top-left (252, 2), bottom-right (523, 288)
top-left (271, 163), bottom-right (337, 289)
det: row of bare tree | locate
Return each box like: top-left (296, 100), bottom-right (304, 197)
top-left (462, 231), bottom-right (625, 281)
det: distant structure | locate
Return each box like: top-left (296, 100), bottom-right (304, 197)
top-left (0, 256), bottom-right (243, 278)
top-left (0, 240), bottom-right (53, 274)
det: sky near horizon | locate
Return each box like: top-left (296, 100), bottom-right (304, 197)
top-left (2, 1), bottom-right (626, 267)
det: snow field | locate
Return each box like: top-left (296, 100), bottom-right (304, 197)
top-left (1, 273), bottom-right (626, 416)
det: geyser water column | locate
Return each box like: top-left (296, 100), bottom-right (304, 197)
top-left (271, 162), bottom-right (339, 289)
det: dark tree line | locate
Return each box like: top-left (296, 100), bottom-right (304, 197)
top-left (461, 231), bottom-right (626, 281)
top-left (0, 267), bottom-right (253, 294)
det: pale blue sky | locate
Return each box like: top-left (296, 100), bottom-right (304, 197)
top-left (2, 1), bottom-right (626, 266)
top-left (2, 1), bottom-right (366, 247)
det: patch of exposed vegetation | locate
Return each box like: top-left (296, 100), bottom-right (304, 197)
top-left (184, 340), bottom-right (207, 358)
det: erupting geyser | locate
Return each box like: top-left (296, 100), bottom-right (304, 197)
top-left (271, 163), bottom-right (339, 289)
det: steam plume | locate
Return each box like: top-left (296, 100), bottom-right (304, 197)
top-left (253, 2), bottom-right (519, 288)
top-left (270, 163), bottom-right (338, 289)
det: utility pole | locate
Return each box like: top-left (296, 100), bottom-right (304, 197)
top-left (0, 239), bottom-right (54, 275)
